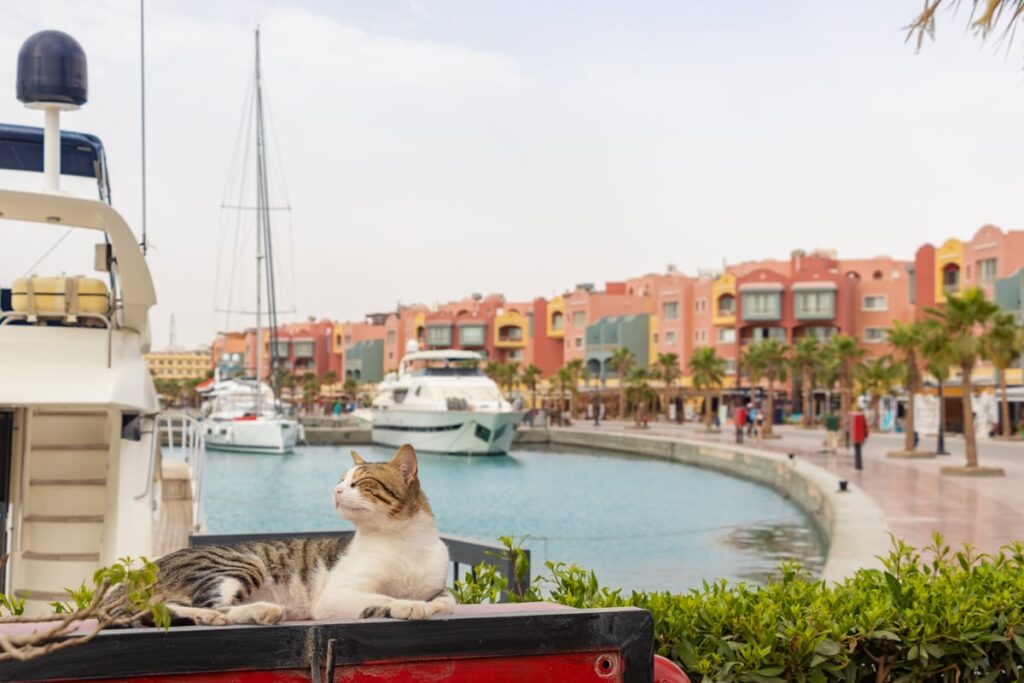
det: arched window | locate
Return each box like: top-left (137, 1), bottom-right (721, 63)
top-left (551, 311), bottom-right (565, 331)
top-left (717, 293), bottom-right (736, 316)
top-left (872, 270), bottom-right (883, 281)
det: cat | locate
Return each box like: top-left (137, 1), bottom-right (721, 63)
top-left (152, 444), bottom-right (456, 625)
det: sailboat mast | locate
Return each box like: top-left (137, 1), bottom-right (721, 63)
top-left (253, 27), bottom-right (265, 413)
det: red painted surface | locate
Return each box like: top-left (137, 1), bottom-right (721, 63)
top-left (653, 655), bottom-right (690, 683)
top-left (74, 651), bottom-right (626, 683)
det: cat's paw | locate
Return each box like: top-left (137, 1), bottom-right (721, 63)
top-left (428, 593), bottom-right (457, 617)
top-left (193, 609), bottom-right (229, 626)
top-left (227, 601), bottom-right (286, 625)
top-left (387, 599), bottom-right (431, 620)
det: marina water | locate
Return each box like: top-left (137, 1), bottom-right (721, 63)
top-left (201, 444), bottom-right (825, 592)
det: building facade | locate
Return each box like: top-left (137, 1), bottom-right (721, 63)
top-left (146, 348), bottom-right (212, 381)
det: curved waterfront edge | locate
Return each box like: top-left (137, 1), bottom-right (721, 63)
top-left (525, 427), bottom-right (890, 583)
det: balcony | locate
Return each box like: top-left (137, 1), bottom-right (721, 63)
top-left (495, 324), bottom-right (526, 349)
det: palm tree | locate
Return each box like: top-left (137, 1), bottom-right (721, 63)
top-left (555, 366), bottom-right (573, 419)
top-left (608, 347), bottom-right (636, 419)
top-left (301, 371), bottom-right (320, 413)
top-left (343, 376), bottom-right (359, 397)
top-left (790, 336), bottom-right (821, 428)
top-left (982, 313), bottom-right (1023, 438)
top-left (654, 352), bottom-right (681, 419)
top-left (887, 321), bottom-right (927, 454)
top-left (323, 370), bottom-right (338, 387)
top-left (484, 361), bottom-right (502, 384)
top-left (496, 362), bottom-right (520, 400)
top-left (688, 347), bottom-right (726, 430)
top-left (921, 319), bottom-right (954, 455)
top-left (825, 334), bottom-right (866, 442)
top-left (743, 340), bottom-right (789, 437)
top-left (856, 356), bottom-right (899, 430)
top-left (908, 1), bottom-right (1024, 50)
top-left (926, 287), bottom-right (1000, 470)
top-left (560, 359), bottom-right (586, 418)
top-left (520, 363), bottom-right (542, 412)
top-left (626, 367), bottom-right (657, 427)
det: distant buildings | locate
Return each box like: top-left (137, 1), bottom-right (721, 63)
top-left (145, 348), bottom-right (212, 382)
top-left (208, 224), bottom-right (1024, 391)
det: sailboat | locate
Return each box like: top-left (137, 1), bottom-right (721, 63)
top-left (203, 28), bottom-right (298, 454)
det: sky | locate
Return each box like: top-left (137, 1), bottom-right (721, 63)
top-left (2, 1), bottom-right (1024, 348)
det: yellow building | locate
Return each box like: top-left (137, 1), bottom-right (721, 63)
top-left (145, 348), bottom-right (212, 381)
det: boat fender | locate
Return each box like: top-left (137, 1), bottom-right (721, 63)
top-left (654, 655), bottom-right (690, 683)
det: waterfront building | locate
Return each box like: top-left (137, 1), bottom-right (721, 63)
top-left (333, 314), bottom-right (388, 382)
top-left (145, 347), bottom-right (212, 381)
top-left (210, 331), bottom-right (246, 378)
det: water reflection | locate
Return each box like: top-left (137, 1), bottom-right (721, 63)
top-left (719, 522), bottom-right (827, 583)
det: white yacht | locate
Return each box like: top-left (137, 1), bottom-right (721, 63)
top-left (0, 31), bottom-right (203, 613)
top-left (201, 377), bottom-right (298, 453)
top-left (203, 28), bottom-right (299, 454)
top-left (372, 347), bottom-right (524, 454)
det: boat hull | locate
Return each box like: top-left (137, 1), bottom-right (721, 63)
top-left (372, 410), bottom-right (523, 454)
top-left (204, 417), bottom-right (299, 454)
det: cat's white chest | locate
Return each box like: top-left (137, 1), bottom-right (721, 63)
top-left (326, 532), bottom-right (448, 600)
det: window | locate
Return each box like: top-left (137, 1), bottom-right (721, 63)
top-left (942, 264), bottom-right (960, 294)
top-left (717, 294), bottom-right (736, 316)
top-left (725, 360), bottom-right (737, 374)
top-left (741, 292), bottom-right (781, 320)
top-left (293, 340), bottom-right (314, 358)
top-left (344, 335), bottom-right (352, 345)
top-left (387, 331), bottom-right (396, 345)
top-left (653, 333), bottom-right (659, 343)
top-left (498, 325), bottom-right (523, 342)
top-left (694, 299), bottom-right (708, 313)
top-left (662, 301), bottom-right (679, 320)
top-left (863, 328), bottom-right (886, 344)
top-left (978, 258), bottom-right (997, 284)
top-left (572, 311), bottom-right (587, 327)
top-left (693, 329), bottom-right (708, 343)
top-left (574, 336), bottom-right (583, 349)
top-left (426, 325), bottom-right (452, 347)
top-left (863, 295), bottom-right (887, 311)
top-left (459, 325), bottom-right (486, 346)
top-left (508, 349), bottom-right (524, 361)
top-left (335, 334), bottom-right (343, 347)
top-left (717, 328), bottom-right (736, 344)
top-left (794, 290), bottom-right (835, 319)
top-left (665, 330), bottom-right (676, 345)
top-left (802, 326), bottom-right (836, 341)
top-left (551, 311), bottom-right (564, 331)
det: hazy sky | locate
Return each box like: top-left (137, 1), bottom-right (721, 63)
top-left (2, 1), bottom-right (1024, 348)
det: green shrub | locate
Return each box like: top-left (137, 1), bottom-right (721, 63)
top-left (453, 535), bottom-right (1024, 682)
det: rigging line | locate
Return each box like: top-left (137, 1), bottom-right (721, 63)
top-left (22, 228), bottom-right (74, 277)
top-left (223, 75), bottom-right (257, 332)
top-left (139, 0), bottom-right (148, 255)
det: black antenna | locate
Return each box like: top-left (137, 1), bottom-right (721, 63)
top-left (139, 0), bottom-right (148, 255)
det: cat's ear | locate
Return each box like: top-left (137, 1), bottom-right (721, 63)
top-left (390, 444), bottom-right (418, 482)
top-left (351, 450), bottom-right (366, 465)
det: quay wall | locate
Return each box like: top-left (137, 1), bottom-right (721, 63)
top-left (530, 428), bottom-right (889, 582)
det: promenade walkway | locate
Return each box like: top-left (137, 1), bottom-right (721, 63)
top-left (567, 419), bottom-right (1024, 555)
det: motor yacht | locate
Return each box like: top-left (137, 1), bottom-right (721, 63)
top-left (372, 346), bottom-right (523, 454)
top-left (0, 30), bottom-right (203, 614)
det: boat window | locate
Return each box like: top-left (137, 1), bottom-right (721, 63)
top-left (393, 389), bottom-right (407, 404)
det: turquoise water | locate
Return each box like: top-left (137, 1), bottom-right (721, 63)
top-left (200, 444), bottom-right (826, 592)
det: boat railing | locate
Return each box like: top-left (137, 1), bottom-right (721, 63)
top-left (189, 530), bottom-right (530, 601)
top-left (159, 411), bottom-right (206, 531)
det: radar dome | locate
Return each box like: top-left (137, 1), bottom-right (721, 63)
top-left (17, 30), bottom-right (87, 108)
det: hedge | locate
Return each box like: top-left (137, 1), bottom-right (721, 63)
top-left (452, 535), bottom-right (1024, 682)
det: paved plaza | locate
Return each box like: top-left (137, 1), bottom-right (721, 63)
top-left (568, 419), bottom-right (1024, 555)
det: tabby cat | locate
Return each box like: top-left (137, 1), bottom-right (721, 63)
top-left (154, 444), bottom-right (456, 625)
